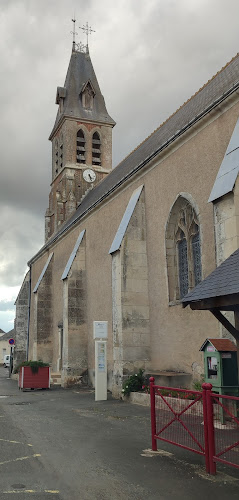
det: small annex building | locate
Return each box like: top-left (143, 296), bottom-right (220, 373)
top-left (14, 41), bottom-right (239, 397)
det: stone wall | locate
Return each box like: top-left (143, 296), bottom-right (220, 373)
top-left (14, 271), bottom-right (30, 367)
top-left (112, 189), bottom-right (150, 397)
top-left (62, 233), bottom-right (87, 385)
top-left (33, 257), bottom-right (53, 363)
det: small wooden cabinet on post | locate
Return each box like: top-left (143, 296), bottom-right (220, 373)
top-left (200, 338), bottom-right (238, 396)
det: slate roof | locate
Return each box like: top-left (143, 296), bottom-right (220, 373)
top-left (182, 247), bottom-right (239, 306)
top-left (200, 338), bottom-right (237, 352)
top-left (29, 53), bottom-right (239, 264)
top-left (49, 48), bottom-right (115, 139)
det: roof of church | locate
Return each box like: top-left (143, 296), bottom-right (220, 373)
top-left (182, 247), bottom-right (239, 306)
top-left (49, 48), bottom-right (115, 139)
top-left (29, 52), bottom-right (239, 264)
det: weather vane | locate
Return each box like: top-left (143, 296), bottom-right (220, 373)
top-left (71, 18), bottom-right (78, 51)
top-left (79, 22), bottom-right (95, 50)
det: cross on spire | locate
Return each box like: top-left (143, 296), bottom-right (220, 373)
top-left (79, 22), bottom-right (95, 51)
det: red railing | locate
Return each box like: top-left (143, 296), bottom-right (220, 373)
top-left (210, 392), bottom-right (239, 473)
top-left (150, 377), bottom-right (239, 475)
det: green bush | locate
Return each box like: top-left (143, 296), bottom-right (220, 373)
top-left (122, 369), bottom-right (146, 396)
top-left (14, 360), bottom-right (49, 374)
top-left (193, 375), bottom-right (205, 391)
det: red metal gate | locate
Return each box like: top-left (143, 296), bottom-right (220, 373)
top-left (208, 392), bottom-right (239, 474)
top-left (150, 377), bottom-right (239, 475)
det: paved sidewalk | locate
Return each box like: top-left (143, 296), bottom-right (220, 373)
top-left (0, 366), bottom-right (239, 499)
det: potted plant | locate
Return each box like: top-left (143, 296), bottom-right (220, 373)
top-left (17, 360), bottom-right (50, 390)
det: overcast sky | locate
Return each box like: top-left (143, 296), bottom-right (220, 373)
top-left (1, 0), bottom-right (239, 332)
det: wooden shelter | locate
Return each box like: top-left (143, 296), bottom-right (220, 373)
top-left (182, 248), bottom-right (239, 372)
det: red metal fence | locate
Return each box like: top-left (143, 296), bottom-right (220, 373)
top-left (150, 377), bottom-right (239, 475)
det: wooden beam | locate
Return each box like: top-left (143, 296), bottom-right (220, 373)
top-left (188, 293), bottom-right (239, 310)
top-left (210, 308), bottom-right (239, 342)
top-left (190, 303), bottom-right (239, 311)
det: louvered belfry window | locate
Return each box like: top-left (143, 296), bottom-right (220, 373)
top-left (178, 230), bottom-right (189, 299)
top-left (59, 134), bottom-right (63, 169)
top-left (76, 130), bottom-right (86, 164)
top-left (55, 138), bottom-right (59, 174)
top-left (92, 132), bottom-right (101, 166)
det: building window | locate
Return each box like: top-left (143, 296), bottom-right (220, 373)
top-left (92, 132), bottom-right (101, 166)
top-left (177, 230), bottom-right (189, 298)
top-left (59, 134), bottom-right (63, 169)
top-left (166, 196), bottom-right (202, 301)
top-left (76, 129), bottom-right (86, 164)
top-left (55, 138), bottom-right (58, 175)
top-left (192, 229), bottom-right (202, 286)
top-left (81, 81), bottom-right (95, 110)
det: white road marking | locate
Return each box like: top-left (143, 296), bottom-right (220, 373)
top-left (3, 490), bottom-right (59, 494)
top-left (0, 438), bottom-right (33, 446)
top-left (0, 454), bottom-right (41, 466)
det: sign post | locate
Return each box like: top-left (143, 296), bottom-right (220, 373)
top-left (94, 321), bottom-right (108, 401)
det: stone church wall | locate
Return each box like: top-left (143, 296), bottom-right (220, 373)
top-left (31, 257), bottom-right (54, 364)
top-left (112, 189), bottom-right (150, 396)
top-left (26, 94), bottom-right (239, 396)
top-left (62, 234), bottom-right (87, 385)
top-left (14, 271), bottom-right (30, 367)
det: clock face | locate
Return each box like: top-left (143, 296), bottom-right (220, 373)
top-left (83, 168), bottom-right (96, 183)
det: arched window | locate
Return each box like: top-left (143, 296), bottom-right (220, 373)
top-left (76, 129), bottom-right (86, 164)
top-left (166, 196), bottom-right (202, 301)
top-left (55, 138), bottom-right (58, 175)
top-left (92, 132), bottom-right (101, 166)
top-left (177, 230), bottom-right (189, 298)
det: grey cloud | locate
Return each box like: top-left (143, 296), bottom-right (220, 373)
top-left (0, 301), bottom-right (15, 312)
top-left (1, 0), bottom-right (239, 297)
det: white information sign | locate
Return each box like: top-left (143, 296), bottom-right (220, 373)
top-left (93, 321), bottom-right (108, 339)
top-left (95, 340), bottom-right (107, 401)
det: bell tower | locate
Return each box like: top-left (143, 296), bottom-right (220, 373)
top-left (45, 27), bottom-right (115, 241)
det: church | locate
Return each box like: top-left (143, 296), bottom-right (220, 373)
top-left (14, 37), bottom-right (239, 396)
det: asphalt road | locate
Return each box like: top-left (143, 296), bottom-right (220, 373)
top-left (0, 366), bottom-right (239, 499)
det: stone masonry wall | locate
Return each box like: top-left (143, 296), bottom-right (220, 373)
top-left (35, 258), bottom-right (53, 363)
top-left (213, 183), bottom-right (239, 341)
top-left (112, 189), bottom-right (150, 397)
top-left (62, 234), bottom-right (87, 385)
top-left (14, 271), bottom-right (30, 367)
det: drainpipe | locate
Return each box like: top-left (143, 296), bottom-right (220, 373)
top-left (26, 265), bottom-right (32, 361)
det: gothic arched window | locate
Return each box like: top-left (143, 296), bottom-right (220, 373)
top-left (177, 230), bottom-right (189, 298)
top-left (92, 132), bottom-right (101, 166)
top-left (166, 196), bottom-right (202, 301)
top-left (76, 129), bottom-right (86, 164)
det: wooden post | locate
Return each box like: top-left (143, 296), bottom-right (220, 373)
top-left (234, 311), bottom-right (239, 382)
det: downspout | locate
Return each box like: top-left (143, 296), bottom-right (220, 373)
top-left (26, 265), bottom-right (32, 361)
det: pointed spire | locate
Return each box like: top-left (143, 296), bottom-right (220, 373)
top-left (49, 47), bottom-right (115, 140)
